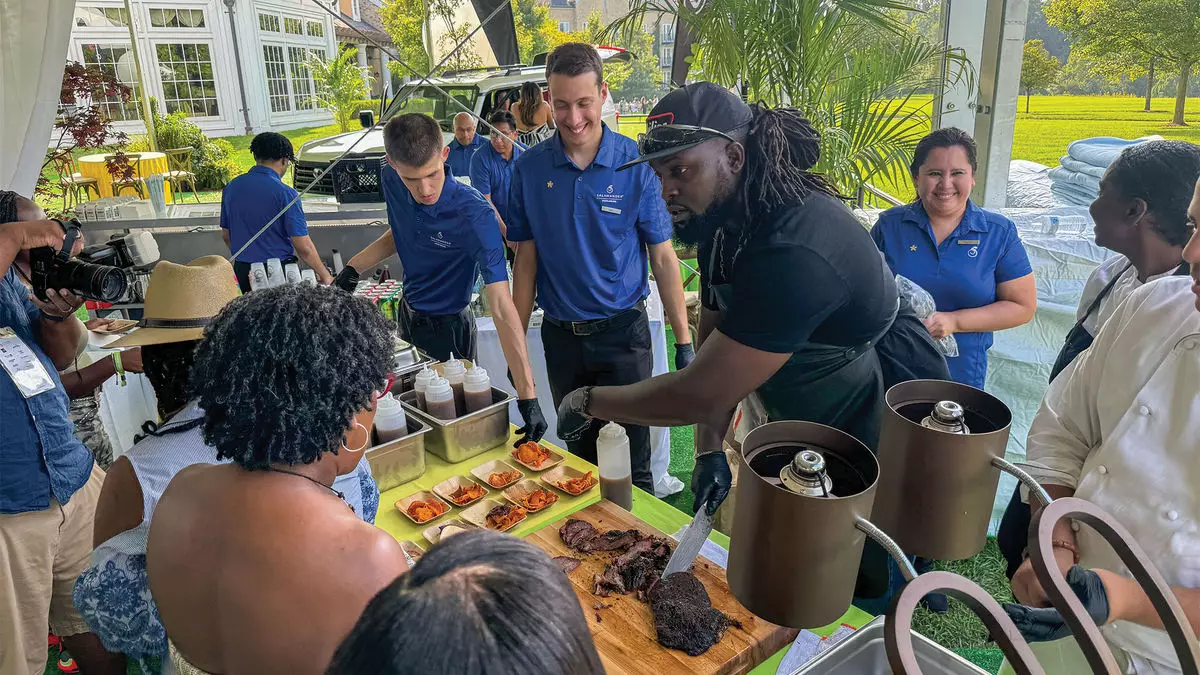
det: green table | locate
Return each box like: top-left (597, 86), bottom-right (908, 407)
top-left (376, 431), bottom-right (873, 674)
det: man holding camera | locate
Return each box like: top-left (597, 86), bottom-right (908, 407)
top-left (0, 202), bottom-right (122, 674)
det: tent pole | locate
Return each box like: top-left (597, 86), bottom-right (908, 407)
top-left (123, 0), bottom-right (157, 150)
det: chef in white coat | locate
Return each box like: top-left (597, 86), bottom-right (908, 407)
top-left (1000, 180), bottom-right (1200, 674)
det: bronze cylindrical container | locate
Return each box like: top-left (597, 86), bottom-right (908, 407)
top-left (872, 379), bottom-right (1012, 561)
top-left (727, 421), bottom-right (879, 629)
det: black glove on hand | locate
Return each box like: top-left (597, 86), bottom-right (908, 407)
top-left (555, 387), bottom-right (594, 442)
top-left (691, 451), bottom-right (732, 516)
top-left (1002, 565), bottom-right (1110, 643)
top-left (674, 343), bottom-right (696, 370)
top-left (515, 398), bottom-right (548, 446)
top-left (333, 265), bottom-right (360, 293)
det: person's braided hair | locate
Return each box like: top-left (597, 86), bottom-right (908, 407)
top-left (142, 340), bottom-right (200, 419)
top-left (0, 190), bottom-right (20, 224)
top-left (189, 284), bottom-right (393, 470)
top-left (737, 104), bottom-right (836, 223)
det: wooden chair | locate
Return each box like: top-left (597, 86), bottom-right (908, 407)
top-left (162, 147), bottom-right (199, 203)
top-left (51, 149), bottom-right (100, 210)
top-left (111, 153), bottom-right (146, 199)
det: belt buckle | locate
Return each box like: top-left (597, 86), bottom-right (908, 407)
top-left (571, 320), bottom-right (590, 336)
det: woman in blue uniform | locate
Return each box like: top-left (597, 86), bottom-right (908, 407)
top-left (871, 127), bottom-right (1037, 390)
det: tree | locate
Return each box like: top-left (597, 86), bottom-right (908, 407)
top-left (512, 0), bottom-right (553, 62)
top-left (1020, 40), bottom-right (1060, 113)
top-left (608, 0), bottom-right (973, 196)
top-left (430, 0), bottom-right (484, 72)
top-left (310, 47), bottom-right (373, 132)
top-left (609, 31), bottom-right (663, 100)
top-left (1045, 0), bottom-right (1200, 126)
top-left (380, 0), bottom-right (432, 76)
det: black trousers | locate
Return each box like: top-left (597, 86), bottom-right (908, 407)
top-left (398, 299), bottom-right (477, 362)
top-left (542, 303), bottom-right (654, 491)
top-left (232, 257), bottom-right (296, 294)
top-left (997, 486), bottom-right (1031, 579)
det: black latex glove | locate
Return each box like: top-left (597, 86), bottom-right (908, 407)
top-left (691, 451), bottom-right (732, 516)
top-left (1003, 565), bottom-right (1110, 643)
top-left (675, 342), bottom-right (696, 370)
top-left (515, 398), bottom-right (548, 446)
top-left (333, 265), bottom-right (360, 293)
top-left (556, 386), bottom-right (593, 442)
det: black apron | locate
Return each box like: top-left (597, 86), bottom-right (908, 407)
top-left (1048, 261), bottom-right (1189, 382)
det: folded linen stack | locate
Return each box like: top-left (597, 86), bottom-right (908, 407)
top-left (1047, 136), bottom-right (1163, 206)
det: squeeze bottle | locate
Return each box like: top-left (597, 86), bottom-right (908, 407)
top-left (462, 366), bottom-right (492, 414)
top-left (373, 392), bottom-right (408, 443)
top-left (265, 258), bottom-right (285, 287)
top-left (441, 355), bottom-right (467, 415)
top-left (424, 375), bottom-right (458, 420)
top-left (597, 422), bottom-right (633, 510)
top-left (248, 263), bottom-right (268, 291)
top-left (413, 364), bottom-right (436, 412)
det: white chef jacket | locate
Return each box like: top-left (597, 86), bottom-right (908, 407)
top-left (1075, 254), bottom-right (1179, 337)
top-left (1025, 276), bottom-right (1200, 674)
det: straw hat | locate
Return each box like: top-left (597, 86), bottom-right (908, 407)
top-left (108, 256), bottom-right (240, 348)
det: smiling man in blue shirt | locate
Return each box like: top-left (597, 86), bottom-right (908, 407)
top-left (447, 112), bottom-right (487, 182)
top-left (221, 132), bottom-right (332, 291)
top-left (508, 43), bottom-right (693, 491)
top-left (335, 113), bottom-right (547, 444)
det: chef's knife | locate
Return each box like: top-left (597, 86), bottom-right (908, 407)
top-left (664, 507), bottom-right (714, 576)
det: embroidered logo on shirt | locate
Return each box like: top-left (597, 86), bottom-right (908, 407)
top-left (606, 184), bottom-right (614, 193)
top-left (546, 180), bottom-right (554, 189)
top-left (909, 245), bottom-right (918, 252)
top-left (968, 246), bottom-right (979, 258)
top-left (430, 231), bottom-right (452, 249)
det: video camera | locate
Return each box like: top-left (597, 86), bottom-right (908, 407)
top-left (29, 219), bottom-right (159, 303)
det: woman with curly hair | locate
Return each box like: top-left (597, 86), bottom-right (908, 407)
top-left (146, 284), bottom-right (408, 675)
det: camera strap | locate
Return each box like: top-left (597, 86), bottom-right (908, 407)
top-left (51, 219), bottom-right (82, 262)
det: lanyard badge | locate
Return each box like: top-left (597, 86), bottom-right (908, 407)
top-left (0, 327), bottom-right (57, 398)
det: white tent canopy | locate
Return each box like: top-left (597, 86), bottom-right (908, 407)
top-left (0, 0), bottom-right (76, 195)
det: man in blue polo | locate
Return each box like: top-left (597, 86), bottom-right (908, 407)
top-left (221, 132), bottom-right (332, 291)
top-left (470, 110), bottom-right (521, 256)
top-left (334, 113), bottom-right (546, 443)
top-left (507, 43), bottom-right (693, 491)
top-left (447, 112), bottom-right (487, 182)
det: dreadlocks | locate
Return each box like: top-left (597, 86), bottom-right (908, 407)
top-left (0, 190), bottom-right (20, 224)
top-left (142, 340), bottom-right (200, 419)
top-left (737, 105), bottom-right (836, 223)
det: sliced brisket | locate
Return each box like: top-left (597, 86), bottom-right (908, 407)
top-left (650, 572), bottom-right (733, 657)
top-left (552, 556), bottom-right (582, 574)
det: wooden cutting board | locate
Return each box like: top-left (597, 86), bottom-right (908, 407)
top-left (524, 500), bottom-right (798, 675)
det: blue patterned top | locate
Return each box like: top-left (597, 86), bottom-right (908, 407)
top-left (74, 403), bottom-right (379, 667)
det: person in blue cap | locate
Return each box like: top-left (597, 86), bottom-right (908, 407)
top-left (447, 112), bottom-right (487, 182)
top-left (334, 113), bottom-right (546, 444)
top-left (221, 132), bottom-right (333, 291)
top-left (506, 43), bottom-right (694, 492)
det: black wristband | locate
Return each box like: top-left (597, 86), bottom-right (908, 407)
top-left (40, 311), bottom-right (68, 323)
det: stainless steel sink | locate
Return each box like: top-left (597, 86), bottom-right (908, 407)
top-left (789, 617), bottom-right (989, 674)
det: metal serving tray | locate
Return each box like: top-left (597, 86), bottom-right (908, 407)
top-left (364, 417), bottom-right (431, 492)
top-left (790, 617), bottom-right (989, 674)
top-left (399, 387), bottom-right (513, 463)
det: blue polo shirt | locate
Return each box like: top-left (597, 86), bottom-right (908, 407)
top-left (220, 165), bottom-right (308, 263)
top-left (469, 142), bottom-right (522, 225)
top-left (382, 163), bottom-right (508, 315)
top-left (506, 126), bottom-right (672, 321)
top-left (447, 134), bottom-right (487, 180)
top-left (0, 269), bottom-right (94, 513)
top-left (871, 199), bottom-right (1033, 389)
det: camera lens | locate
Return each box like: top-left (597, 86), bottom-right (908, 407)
top-left (58, 260), bottom-right (128, 302)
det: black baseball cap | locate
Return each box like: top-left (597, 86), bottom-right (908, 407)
top-left (617, 82), bottom-right (754, 171)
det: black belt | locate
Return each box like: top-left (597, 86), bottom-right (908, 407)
top-left (544, 301), bottom-right (645, 336)
top-left (401, 297), bottom-right (468, 326)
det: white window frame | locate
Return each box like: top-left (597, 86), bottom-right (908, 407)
top-left (150, 40), bottom-right (222, 119)
top-left (660, 22), bottom-right (675, 44)
top-left (255, 7), bottom-right (335, 122)
top-left (660, 48), bottom-right (673, 68)
top-left (147, 7), bottom-right (207, 29)
top-left (76, 41), bottom-right (143, 121)
top-left (558, 20), bottom-right (570, 32)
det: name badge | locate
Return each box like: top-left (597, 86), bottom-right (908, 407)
top-left (601, 205), bottom-right (622, 215)
top-left (0, 327), bottom-right (56, 398)
top-left (957, 239), bottom-right (980, 245)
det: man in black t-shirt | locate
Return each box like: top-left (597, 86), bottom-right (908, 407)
top-left (556, 83), bottom-right (947, 522)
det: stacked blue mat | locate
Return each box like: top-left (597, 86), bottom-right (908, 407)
top-left (1047, 136), bottom-right (1163, 206)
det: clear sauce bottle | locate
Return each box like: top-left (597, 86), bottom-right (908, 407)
top-left (462, 366), bottom-right (493, 414)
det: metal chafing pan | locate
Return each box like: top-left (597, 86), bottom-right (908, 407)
top-left (364, 417), bottom-right (431, 492)
top-left (790, 618), bottom-right (988, 674)
top-left (399, 387), bottom-right (513, 463)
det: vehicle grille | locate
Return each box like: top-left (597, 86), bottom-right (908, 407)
top-left (294, 160), bottom-right (335, 196)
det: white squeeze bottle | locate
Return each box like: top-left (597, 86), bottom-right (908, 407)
top-left (413, 364), bottom-right (436, 412)
top-left (373, 392), bottom-right (408, 443)
top-left (597, 422), bottom-right (633, 511)
top-left (248, 263), bottom-right (268, 292)
top-left (284, 262), bottom-right (302, 284)
top-left (441, 355), bottom-right (467, 415)
top-left (462, 366), bottom-right (492, 414)
top-left (265, 258), bottom-right (285, 287)
top-left (424, 375), bottom-right (458, 420)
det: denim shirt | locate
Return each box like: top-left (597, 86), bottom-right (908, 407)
top-left (0, 268), bottom-right (94, 513)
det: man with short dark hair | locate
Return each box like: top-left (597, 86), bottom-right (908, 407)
top-left (448, 112), bottom-right (486, 181)
top-left (221, 132), bottom-right (332, 291)
top-left (507, 43), bottom-right (693, 491)
top-left (335, 113), bottom-right (546, 444)
top-left (470, 110), bottom-right (521, 254)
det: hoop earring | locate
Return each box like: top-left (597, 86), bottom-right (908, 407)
top-left (342, 422), bottom-right (370, 453)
